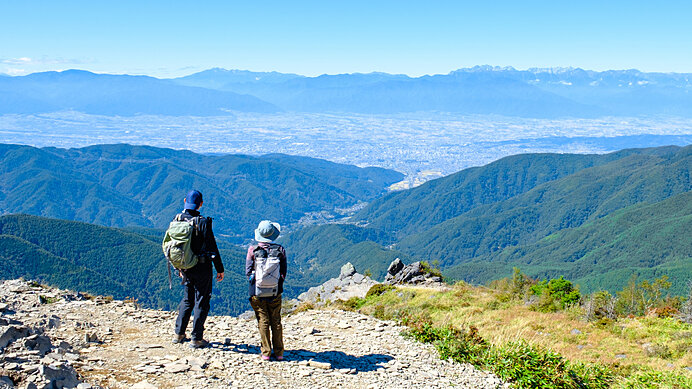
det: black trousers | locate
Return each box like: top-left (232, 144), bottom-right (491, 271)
top-left (174, 261), bottom-right (213, 340)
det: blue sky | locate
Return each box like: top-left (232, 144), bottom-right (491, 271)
top-left (1, 1), bottom-right (691, 77)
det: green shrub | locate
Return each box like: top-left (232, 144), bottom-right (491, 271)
top-left (530, 276), bottom-right (581, 312)
top-left (615, 275), bottom-right (672, 317)
top-left (39, 295), bottom-right (59, 304)
top-left (365, 284), bottom-right (395, 299)
top-left (585, 290), bottom-right (617, 321)
top-left (420, 261), bottom-right (443, 278)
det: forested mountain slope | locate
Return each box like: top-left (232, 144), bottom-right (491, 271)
top-left (0, 214), bottom-right (254, 315)
top-left (398, 146), bottom-right (692, 266)
top-left (0, 143), bottom-right (403, 236)
top-left (444, 191), bottom-right (692, 295)
top-left (284, 145), bottom-right (692, 294)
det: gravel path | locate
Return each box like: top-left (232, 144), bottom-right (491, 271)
top-left (0, 280), bottom-right (508, 388)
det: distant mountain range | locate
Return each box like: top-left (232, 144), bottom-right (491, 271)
top-left (0, 69), bottom-right (278, 115)
top-left (1, 66), bottom-right (692, 117)
top-left (0, 143), bottom-right (403, 236)
top-left (173, 66), bottom-right (692, 117)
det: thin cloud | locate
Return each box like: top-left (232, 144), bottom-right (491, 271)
top-left (0, 56), bottom-right (88, 66)
top-left (1, 57), bottom-right (33, 65)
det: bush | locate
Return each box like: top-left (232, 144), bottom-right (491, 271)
top-left (341, 297), bottom-right (366, 310)
top-left (420, 261), bottom-right (442, 278)
top-left (615, 275), bottom-right (672, 317)
top-left (530, 276), bottom-right (580, 312)
top-left (365, 284), bottom-right (395, 299)
top-left (584, 290), bottom-right (617, 321)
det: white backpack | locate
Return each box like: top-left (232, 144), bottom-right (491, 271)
top-left (253, 244), bottom-right (282, 297)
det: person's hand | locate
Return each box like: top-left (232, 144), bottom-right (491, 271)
top-left (177, 270), bottom-right (183, 279)
top-left (216, 272), bottom-right (224, 282)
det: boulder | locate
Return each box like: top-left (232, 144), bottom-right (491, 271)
top-left (384, 259), bottom-right (444, 286)
top-left (0, 325), bottom-right (30, 349)
top-left (339, 263), bottom-right (356, 279)
top-left (298, 263), bottom-right (377, 305)
top-left (38, 364), bottom-right (80, 389)
top-left (386, 258), bottom-right (404, 277)
top-left (23, 335), bottom-right (53, 356)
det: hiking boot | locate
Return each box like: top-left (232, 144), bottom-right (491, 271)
top-left (172, 334), bottom-right (185, 344)
top-left (189, 339), bottom-right (209, 349)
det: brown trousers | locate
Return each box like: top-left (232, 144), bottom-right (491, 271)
top-left (249, 294), bottom-right (284, 357)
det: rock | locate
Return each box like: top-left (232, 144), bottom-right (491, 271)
top-left (0, 326), bottom-right (30, 349)
top-left (386, 258), bottom-right (404, 276)
top-left (308, 360), bottom-right (332, 369)
top-left (23, 335), bottom-right (53, 355)
top-left (615, 354), bottom-right (627, 359)
top-left (38, 364), bottom-right (80, 389)
top-left (384, 260), bottom-right (443, 285)
top-left (84, 332), bottom-right (99, 343)
top-left (164, 363), bottom-right (190, 373)
top-left (570, 329), bottom-right (582, 335)
top-left (36, 315), bottom-right (61, 330)
top-left (298, 266), bottom-right (378, 305)
top-left (132, 382), bottom-right (158, 389)
top-left (339, 263), bottom-right (356, 279)
top-left (409, 275), bottom-right (427, 284)
top-left (77, 384), bottom-right (93, 389)
top-left (238, 311), bottom-right (255, 321)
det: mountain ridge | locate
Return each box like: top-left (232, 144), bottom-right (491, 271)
top-left (0, 143), bottom-right (403, 234)
top-left (4, 66), bottom-right (692, 117)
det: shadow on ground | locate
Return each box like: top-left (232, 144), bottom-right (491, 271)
top-left (215, 342), bottom-right (393, 373)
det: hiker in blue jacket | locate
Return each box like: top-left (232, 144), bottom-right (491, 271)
top-left (172, 190), bottom-right (224, 348)
top-left (246, 220), bottom-right (287, 361)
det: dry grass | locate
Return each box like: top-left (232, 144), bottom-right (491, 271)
top-left (358, 282), bottom-right (692, 376)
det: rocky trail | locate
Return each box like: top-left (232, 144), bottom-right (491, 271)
top-left (0, 279), bottom-right (507, 388)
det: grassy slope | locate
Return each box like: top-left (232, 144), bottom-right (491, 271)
top-left (348, 283), bottom-right (692, 388)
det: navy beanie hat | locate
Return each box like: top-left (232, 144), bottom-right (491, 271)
top-left (184, 190), bottom-right (203, 210)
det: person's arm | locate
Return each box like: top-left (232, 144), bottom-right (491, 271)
top-left (279, 246), bottom-right (287, 280)
top-left (203, 217), bottom-right (224, 280)
top-left (245, 246), bottom-right (256, 280)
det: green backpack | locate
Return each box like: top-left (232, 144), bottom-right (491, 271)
top-left (162, 214), bottom-right (201, 287)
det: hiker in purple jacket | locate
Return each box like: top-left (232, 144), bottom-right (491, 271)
top-left (246, 220), bottom-right (287, 361)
